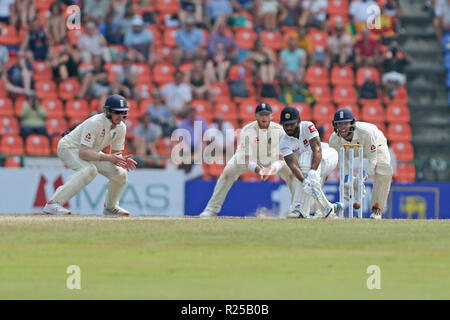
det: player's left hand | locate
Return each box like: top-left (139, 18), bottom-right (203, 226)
top-left (307, 169), bottom-right (321, 185)
top-left (123, 154), bottom-right (137, 171)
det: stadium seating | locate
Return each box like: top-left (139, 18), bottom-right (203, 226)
top-left (0, 0), bottom-right (414, 180)
top-left (25, 135), bottom-right (50, 156)
top-left (0, 134), bottom-right (24, 155)
top-left (4, 156), bottom-right (21, 168)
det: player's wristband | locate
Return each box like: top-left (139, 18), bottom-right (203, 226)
top-left (247, 162), bottom-right (258, 173)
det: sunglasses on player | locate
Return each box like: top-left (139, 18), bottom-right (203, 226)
top-left (111, 110), bottom-right (128, 118)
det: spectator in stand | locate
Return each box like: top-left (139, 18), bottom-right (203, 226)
top-left (20, 17), bottom-right (49, 63)
top-left (111, 57), bottom-right (138, 100)
top-left (76, 56), bottom-right (110, 107)
top-left (205, 0), bottom-right (233, 28)
top-left (279, 37), bottom-right (307, 83)
top-left (286, 25), bottom-right (312, 55)
top-left (206, 43), bottom-right (231, 84)
top-left (300, 0), bottom-right (328, 29)
top-left (325, 22), bottom-right (353, 69)
top-left (245, 38), bottom-right (276, 84)
top-left (161, 70), bottom-right (193, 119)
top-left (147, 89), bottom-right (176, 137)
top-left (45, 1), bottom-right (66, 46)
top-left (0, 0), bottom-right (15, 25)
top-left (231, 0), bottom-right (254, 11)
top-left (384, 0), bottom-right (403, 34)
top-left (207, 21), bottom-right (239, 61)
top-left (20, 95), bottom-right (47, 141)
top-left (255, 0), bottom-right (279, 30)
top-left (204, 113), bottom-right (235, 154)
top-left (174, 107), bottom-right (208, 178)
top-left (173, 16), bottom-right (206, 67)
top-left (133, 113), bottom-right (162, 157)
top-left (434, 0), bottom-right (450, 42)
top-left (77, 21), bottom-right (111, 63)
top-left (99, 11), bottom-right (124, 45)
top-left (278, 0), bottom-right (303, 28)
top-left (371, 5), bottom-right (397, 43)
top-left (124, 15), bottom-right (155, 65)
top-left (179, 1), bottom-right (204, 25)
top-left (382, 41), bottom-right (412, 99)
top-left (11, 0), bottom-right (35, 29)
top-left (118, 2), bottom-right (136, 36)
top-left (188, 59), bottom-right (211, 100)
top-left (110, 0), bottom-right (128, 20)
top-left (354, 28), bottom-right (382, 68)
top-left (176, 107), bottom-right (208, 153)
top-left (83, 0), bottom-right (111, 25)
top-left (47, 39), bottom-right (80, 81)
top-left (349, 0), bottom-right (379, 32)
top-left (0, 44), bottom-right (9, 73)
top-left (2, 50), bottom-right (34, 97)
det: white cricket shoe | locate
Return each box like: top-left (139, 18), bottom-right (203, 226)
top-left (287, 204), bottom-right (310, 219)
top-left (103, 205), bottom-right (130, 216)
top-left (370, 204), bottom-right (382, 220)
top-left (199, 209), bottom-right (217, 218)
top-left (370, 211), bottom-right (382, 220)
top-left (43, 202), bottom-right (71, 215)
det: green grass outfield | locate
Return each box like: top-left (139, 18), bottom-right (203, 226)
top-left (0, 215), bottom-right (449, 299)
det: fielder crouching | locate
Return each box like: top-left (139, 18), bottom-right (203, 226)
top-left (43, 94), bottom-right (137, 216)
top-left (199, 103), bottom-right (297, 217)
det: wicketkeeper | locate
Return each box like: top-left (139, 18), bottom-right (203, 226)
top-left (43, 94), bottom-right (137, 215)
top-left (329, 108), bottom-right (393, 219)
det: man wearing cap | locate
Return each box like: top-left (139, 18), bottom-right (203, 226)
top-left (124, 15), bottom-right (155, 65)
top-left (280, 106), bottom-right (343, 219)
top-left (174, 15), bottom-right (207, 66)
top-left (42, 94), bottom-right (137, 216)
top-left (329, 108), bottom-right (393, 220)
top-left (199, 102), bottom-right (297, 217)
top-left (325, 22), bottom-right (353, 69)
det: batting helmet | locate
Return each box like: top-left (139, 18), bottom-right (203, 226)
top-left (104, 94), bottom-right (129, 119)
top-left (332, 108), bottom-right (356, 137)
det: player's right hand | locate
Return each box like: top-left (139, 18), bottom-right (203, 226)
top-left (109, 152), bottom-right (128, 168)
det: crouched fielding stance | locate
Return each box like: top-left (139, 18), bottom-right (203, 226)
top-left (329, 108), bottom-right (393, 219)
top-left (279, 107), bottom-right (344, 219)
top-left (43, 94), bottom-right (137, 215)
top-left (200, 103), bottom-right (297, 217)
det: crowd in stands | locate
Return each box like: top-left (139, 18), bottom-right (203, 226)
top-left (0, 0), bottom-right (415, 182)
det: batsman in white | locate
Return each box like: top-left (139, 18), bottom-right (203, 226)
top-left (329, 108), bottom-right (393, 220)
top-left (43, 94), bottom-right (137, 215)
top-left (199, 103), bottom-right (297, 217)
top-left (279, 107), bottom-right (344, 219)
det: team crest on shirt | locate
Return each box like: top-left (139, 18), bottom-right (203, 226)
top-left (303, 139), bottom-right (308, 146)
top-left (101, 129), bottom-right (105, 137)
top-left (84, 133), bottom-right (91, 141)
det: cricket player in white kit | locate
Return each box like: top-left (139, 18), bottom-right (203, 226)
top-left (199, 103), bottom-right (297, 217)
top-left (43, 94), bottom-right (137, 215)
top-left (329, 108), bottom-right (393, 219)
top-left (279, 107), bottom-right (343, 219)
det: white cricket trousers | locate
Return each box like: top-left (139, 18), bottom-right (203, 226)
top-left (49, 139), bottom-right (128, 209)
top-left (204, 154), bottom-right (297, 214)
top-left (371, 144), bottom-right (393, 213)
